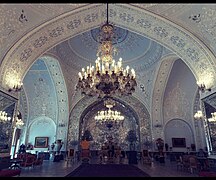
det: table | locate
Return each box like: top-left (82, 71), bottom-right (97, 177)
top-left (9, 159), bottom-right (23, 169)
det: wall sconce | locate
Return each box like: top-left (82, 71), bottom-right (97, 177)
top-left (194, 110), bottom-right (204, 120)
top-left (14, 110), bottom-right (24, 128)
top-left (154, 124), bottom-right (162, 128)
top-left (197, 83), bottom-right (211, 93)
top-left (8, 81), bottom-right (23, 92)
top-left (15, 117), bottom-right (24, 128)
top-left (140, 84), bottom-right (145, 92)
top-left (58, 123), bottom-right (65, 127)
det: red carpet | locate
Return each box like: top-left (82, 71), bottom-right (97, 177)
top-left (65, 164), bottom-right (150, 177)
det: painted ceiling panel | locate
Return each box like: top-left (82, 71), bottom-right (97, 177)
top-left (69, 26), bottom-right (152, 62)
top-left (29, 59), bottom-right (48, 71)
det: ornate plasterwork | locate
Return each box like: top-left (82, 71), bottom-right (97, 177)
top-left (43, 56), bottom-right (69, 142)
top-left (18, 56), bottom-right (69, 144)
top-left (67, 94), bottom-right (151, 149)
top-left (164, 82), bottom-right (190, 119)
top-left (151, 55), bottom-right (176, 139)
top-left (131, 4), bottom-right (186, 17)
top-left (111, 4), bottom-right (215, 88)
top-left (0, 4), bottom-right (215, 92)
top-left (0, 4), bottom-right (87, 65)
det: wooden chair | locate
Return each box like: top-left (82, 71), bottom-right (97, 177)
top-left (176, 155), bottom-right (184, 171)
top-left (20, 154), bottom-right (36, 169)
top-left (189, 156), bottom-right (198, 174)
top-left (66, 149), bottom-right (75, 164)
top-left (142, 150), bottom-right (151, 165)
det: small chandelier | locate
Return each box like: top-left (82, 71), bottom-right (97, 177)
top-left (0, 111), bottom-right (11, 122)
top-left (208, 112), bottom-right (216, 123)
top-left (95, 98), bottom-right (124, 131)
top-left (76, 3), bottom-right (137, 98)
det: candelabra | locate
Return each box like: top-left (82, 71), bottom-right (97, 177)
top-left (197, 83), bottom-right (211, 93)
top-left (8, 81), bottom-right (23, 92)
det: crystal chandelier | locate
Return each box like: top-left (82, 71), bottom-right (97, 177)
top-left (0, 111), bottom-right (11, 122)
top-left (95, 98), bottom-right (124, 131)
top-left (76, 4), bottom-right (137, 98)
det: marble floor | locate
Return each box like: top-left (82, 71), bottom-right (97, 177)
top-left (19, 156), bottom-right (199, 177)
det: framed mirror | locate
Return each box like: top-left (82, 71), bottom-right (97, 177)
top-left (0, 90), bottom-right (18, 155)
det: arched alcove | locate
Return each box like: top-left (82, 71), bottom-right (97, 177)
top-left (18, 55), bottom-right (69, 149)
top-left (27, 116), bottom-right (56, 151)
top-left (67, 95), bottom-right (151, 151)
top-left (78, 97), bottom-right (141, 151)
top-left (164, 119), bottom-right (195, 151)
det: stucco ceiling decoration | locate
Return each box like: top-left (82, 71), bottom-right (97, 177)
top-left (0, 4), bottom-right (216, 92)
top-left (67, 26), bottom-right (162, 71)
top-left (151, 56), bottom-right (176, 139)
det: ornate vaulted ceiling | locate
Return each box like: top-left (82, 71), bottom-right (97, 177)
top-left (0, 3), bottom-right (216, 110)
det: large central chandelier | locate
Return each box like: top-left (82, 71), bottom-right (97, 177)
top-left (95, 98), bottom-right (124, 131)
top-left (76, 3), bottom-right (137, 98)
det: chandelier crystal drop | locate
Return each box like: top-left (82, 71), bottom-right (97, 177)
top-left (95, 98), bottom-right (124, 131)
top-left (76, 4), bottom-right (137, 98)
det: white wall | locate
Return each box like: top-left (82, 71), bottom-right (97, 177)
top-left (27, 116), bottom-right (56, 152)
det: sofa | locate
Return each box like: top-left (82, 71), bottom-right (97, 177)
top-left (0, 169), bottom-right (21, 177)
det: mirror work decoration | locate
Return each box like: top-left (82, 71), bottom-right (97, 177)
top-left (0, 90), bottom-right (17, 154)
top-left (202, 92), bottom-right (216, 153)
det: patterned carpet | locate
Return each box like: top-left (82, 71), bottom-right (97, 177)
top-left (65, 163), bottom-right (151, 177)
